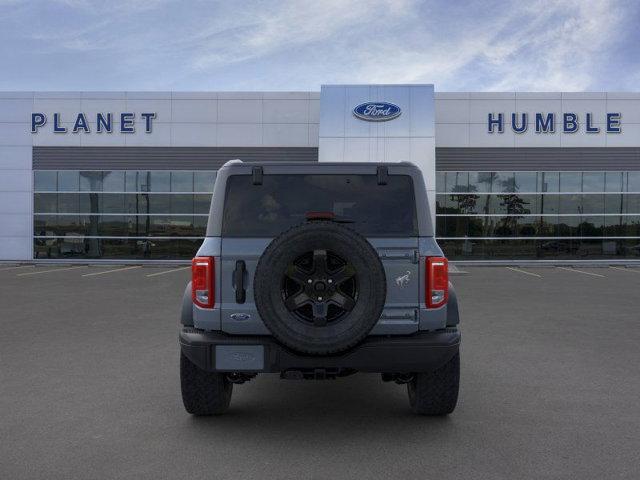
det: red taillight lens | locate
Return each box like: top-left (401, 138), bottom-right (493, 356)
top-left (426, 256), bottom-right (448, 308)
top-left (192, 257), bottom-right (214, 309)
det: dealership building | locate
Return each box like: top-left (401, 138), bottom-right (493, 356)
top-left (0, 84), bottom-right (639, 262)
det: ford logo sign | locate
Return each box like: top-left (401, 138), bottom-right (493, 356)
top-left (353, 102), bottom-right (401, 122)
top-left (230, 313), bottom-right (251, 321)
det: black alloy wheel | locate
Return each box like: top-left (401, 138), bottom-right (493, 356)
top-left (282, 249), bottom-right (357, 327)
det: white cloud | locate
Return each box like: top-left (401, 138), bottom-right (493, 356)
top-left (303, 0), bottom-right (628, 91)
top-left (190, 0), bottom-right (415, 70)
top-left (483, 0), bottom-right (625, 91)
top-left (0, 0), bottom-right (636, 91)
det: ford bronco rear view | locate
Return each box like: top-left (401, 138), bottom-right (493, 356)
top-left (179, 160), bottom-right (461, 415)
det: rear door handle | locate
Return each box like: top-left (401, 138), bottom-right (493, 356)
top-left (378, 250), bottom-right (419, 263)
top-left (233, 260), bottom-right (246, 304)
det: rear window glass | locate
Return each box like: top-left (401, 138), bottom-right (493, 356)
top-left (222, 174), bottom-right (418, 237)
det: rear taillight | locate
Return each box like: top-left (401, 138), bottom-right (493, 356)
top-left (192, 257), bottom-right (215, 309)
top-left (426, 256), bottom-right (448, 308)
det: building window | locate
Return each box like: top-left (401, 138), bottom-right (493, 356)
top-left (436, 171), bottom-right (640, 260)
top-left (33, 170), bottom-right (216, 260)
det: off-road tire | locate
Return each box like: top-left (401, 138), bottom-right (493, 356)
top-left (407, 352), bottom-right (459, 415)
top-left (254, 221), bottom-right (386, 355)
top-left (180, 352), bottom-right (233, 415)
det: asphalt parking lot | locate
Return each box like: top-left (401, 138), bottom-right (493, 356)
top-left (1, 264), bottom-right (639, 479)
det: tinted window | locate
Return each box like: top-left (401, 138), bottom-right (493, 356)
top-left (494, 172), bottom-right (515, 192)
top-left (514, 172), bottom-right (537, 192)
top-left (58, 171), bottom-right (79, 192)
top-left (103, 171), bottom-right (125, 192)
top-left (34, 171), bottom-right (57, 191)
top-left (469, 172), bottom-right (493, 192)
top-left (582, 172), bottom-right (604, 192)
top-left (194, 172), bottom-right (217, 192)
top-left (79, 171), bottom-right (103, 191)
top-left (628, 172), bottom-right (640, 192)
top-left (445, 172), bottom-right (468, 193)
top-left (605, 172), bottom-right (623, 192)
top-left (538, 172), bottom-right (559, 192)
top-left (171, 172), bottom-right (194, 192)
top-left (148, 171), bottom-right (170, 192)
top-left (560, 172), bottom-right (582, 192)
top-left (222, 174), bottom-right (418, 237)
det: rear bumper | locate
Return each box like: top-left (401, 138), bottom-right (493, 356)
top-left (179, 327), bottom-right (460, 374)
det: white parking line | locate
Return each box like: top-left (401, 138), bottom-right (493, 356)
top-left (557, 266), bottom-right (605, 278)
top-left (609, 266), bottom-right (640, 274)
top-left (17, 266), bottom-right (86, 276)
top-left (0, 265), bottom-right (34, 272)
top-left (506, 267), bottom-right (542, 278)
top-left (82, 265), bottom-right (142, 277)
top-left (146, 266), bottom-right (190, 277)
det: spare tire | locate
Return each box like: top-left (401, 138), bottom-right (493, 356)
top-left (254, 221), bottom-right (386, 355)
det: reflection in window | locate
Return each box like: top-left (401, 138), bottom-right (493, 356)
top-left (605, 172), bottom-right (623, 192)
top-left (194, 172), bottom-right (217, 192)
top-left (605, 194), bottom-right (624, 214)
top-left (439, 239), bottom-right (640, 260)
top-left (581, 194), bottom-right (604, 214)
top-left (514, 172), bottom-right (537, 192)
top-left (538, 172), bottom-right (559, 192)
top-left (582, 172), bottom-right (605, 192)
top-left (34, 215), bottom-right (208, 238)
top-left (559, 194), bottom-right (581, 214)
top-left (493, 172), bottom-right (516, 192)
top-left (33, 169), bottom-right (217, 259)
top-left (628, 172), bottom-right (640, 192)
top-left (101, 194), bottom-right (125, 214)
top-left (57, 171), bottom-right (79, 192)
top-left (624, 195), bottom-right (640, 214)
top-left (435, 170), bottom-right (640, 259)
top-left (560, 172), bottom-right (582, 192)
top-left (79, 172), bottom-right (103, 191)
top-left (469, 172), bottom-right (494, 193)
top-left (435, 172), bottom-right (445, 193)
top-left (34, 171), bottom-right (57, 191)
top-left (125, 171), bottom-right (145, 192)
top-left (148, 171), bottom-right (170, 192)
top-left (445, 172), bottom-right (469, 193)
top-left (34, 238), bottom-right (204, 260)
top-left (171, 172), bottom-right (194, 192)
top-left (103, 171), bottom-right (126, 192)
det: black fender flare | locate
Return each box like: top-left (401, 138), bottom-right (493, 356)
top-left (180, 281), bottom-right (194, 326)
top-left (446, 281), bottom-right (460, 326)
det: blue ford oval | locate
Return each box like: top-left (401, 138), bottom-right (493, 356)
top-left (353, 102), bottom-right (402, 122)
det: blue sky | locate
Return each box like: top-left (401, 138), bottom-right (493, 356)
top-left (0, 0), bottom-right (638, 91)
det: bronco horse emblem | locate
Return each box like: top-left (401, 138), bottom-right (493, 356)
top-left (395, 270), bottom-right (411, 288)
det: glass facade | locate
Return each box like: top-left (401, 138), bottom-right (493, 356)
top-left (436, 171), bottom-right (640, 260)
top-left (33, 168), bottom-right (640, 261)
top-left (33, 170), bottom-right (215, 259)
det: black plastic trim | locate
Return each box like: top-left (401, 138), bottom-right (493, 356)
top-left (377, 166), bottom-right (388, 185)
top-left (446, 283), bottom-right (460, 327)
top-left (179, 328), bottom-right (460, 374)
top-left (252, 166), bottom-right (263, 185)
top-left (180, 282), bottom-right (194, 326)
top-left (234, 260), bottom-right (246, 303)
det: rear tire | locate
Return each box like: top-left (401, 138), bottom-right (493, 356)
top-left (407, 352), bottom-right (459, 415)
top-left (180, 352), bottom-right (233, 415)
